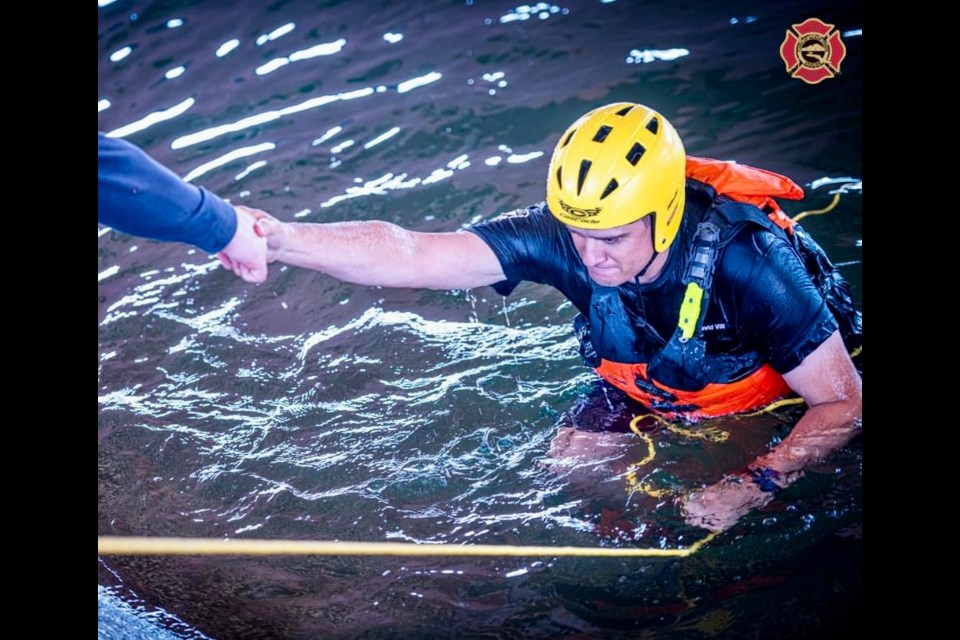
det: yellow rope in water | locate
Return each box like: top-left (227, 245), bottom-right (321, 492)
top-left (628, 413), bottom-right (669, 437)
top-left (737, 345), bottom-right (862, 418)
top-left (791, 193), bottom-right (841, 223)
top-left (627, 419), bottom-right (658, 460)
top-left (630, 411), bottom-right (730, 443)
top-left (740, 397), bottom-right (806, 417)
top-left (623, 414), bottom-right (731, 498)
top-left (98, 533), bottom-right (718, 558)
top-left (665, 423), bottom-right (729, 443)
top-left (622, 427), bottom-right (671, 498)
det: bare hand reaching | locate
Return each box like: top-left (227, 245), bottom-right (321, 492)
top-left (241, 207), bottom-right (291, 264)
top-left (216, 205), bottom-right (270, 283)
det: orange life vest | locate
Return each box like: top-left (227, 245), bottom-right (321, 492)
top-left (592, 157), bottom-right (806, 420)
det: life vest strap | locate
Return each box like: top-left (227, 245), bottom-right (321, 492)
top-left (675, 219), bottom-right (721, 341)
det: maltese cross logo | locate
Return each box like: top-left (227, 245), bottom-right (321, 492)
top-left (780, 18), bottom-right (847, 84)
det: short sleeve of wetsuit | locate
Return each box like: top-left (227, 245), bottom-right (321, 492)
top-left (719, 229), bottom-right (838, 374)
top-left (465, 203), bottom-right (576, 296)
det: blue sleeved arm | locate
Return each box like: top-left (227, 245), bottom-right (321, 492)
top-left (97, 132), bottom-right (237, 253)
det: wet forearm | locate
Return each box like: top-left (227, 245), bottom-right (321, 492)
top-left (277, 220), bottom-right (424, 286)
top-left (753, 399), bottom-right (862, 477)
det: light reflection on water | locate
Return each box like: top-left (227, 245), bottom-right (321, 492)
top-left (99, 0), bottom-right (861, 637)
top-left (104, 97), bottom-right (195, 139)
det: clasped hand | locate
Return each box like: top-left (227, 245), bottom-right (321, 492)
top-left (216, 205), bottom-right (288, 282)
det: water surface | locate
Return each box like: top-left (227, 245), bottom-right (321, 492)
top-left (98, 1), bottom-right (862, 637)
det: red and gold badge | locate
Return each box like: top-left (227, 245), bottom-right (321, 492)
top-left (780, 18), bottom-right (847, 84)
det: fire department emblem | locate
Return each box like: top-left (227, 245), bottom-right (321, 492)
top-left (780, 18), bottom-right (847, 84)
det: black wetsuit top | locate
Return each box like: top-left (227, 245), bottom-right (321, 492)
top-left (467, 181), bottom-right (838, 378)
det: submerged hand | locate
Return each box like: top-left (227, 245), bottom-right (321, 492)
top-left (217, 205), bottom-right (269, 283)
top-left (681, 475), bottom-right (774, 533)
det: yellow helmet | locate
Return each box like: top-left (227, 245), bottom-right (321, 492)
top-left (546, 102), bottom-right (686, 251)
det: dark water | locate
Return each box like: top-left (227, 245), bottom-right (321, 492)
top-left (98, 1), bottom-right (862, 637)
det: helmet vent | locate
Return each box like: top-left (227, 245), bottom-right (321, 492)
top-left (626, 142), bottom-right (646, 166)
top-left (592, 125), bottom-right (612, 142)
top-left (577, 159), bottom-right (592, 195)
top-left (665, 190), bottom-right (679, 224)
top-left (615, 105), bottom-right (634, 116)
top-left (555, 166), bottom-right (563, 189)
top-left (600, 179), bottom-right (619, 200)
top-left (561, 129), bottom-right (577, 148)
top-left (646, 117), bottom-right (659, 134)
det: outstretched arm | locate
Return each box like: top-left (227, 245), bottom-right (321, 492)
top-left (98, 132), bottom-right (267, 283)
top-left (252, 212), bottom-right (507, 290)
top-left (683, 331), bottom-right (861, 532)
top-left (98, 132), bottom-right (237, 253)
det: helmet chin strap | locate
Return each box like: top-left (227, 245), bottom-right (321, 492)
top-left (636, 250), bottom-right (659, 280)
top-left (635, 221), bottom-right (660, 281)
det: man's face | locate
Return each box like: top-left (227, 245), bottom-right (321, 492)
top-left (567, 217), bottom-right (655, 287)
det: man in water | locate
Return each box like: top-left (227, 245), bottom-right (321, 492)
top-left (233, 103), bottom-right (862, 532)
top-left (98, 132), bottom-right (268, 283)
